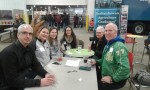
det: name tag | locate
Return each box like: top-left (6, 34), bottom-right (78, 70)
top-left (109, 48), bottom-right (113, 52)
top-left (39, 47), bottom-right (45, 52)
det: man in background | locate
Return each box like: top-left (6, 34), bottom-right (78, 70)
top-left (13, 14), bottom-right (25, 41)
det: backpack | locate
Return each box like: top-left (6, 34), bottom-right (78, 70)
top-left (134, 70), bottom-right (150, 86)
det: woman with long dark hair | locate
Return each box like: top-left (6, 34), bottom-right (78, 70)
top-left (60, 26), bottom-right (78, 53)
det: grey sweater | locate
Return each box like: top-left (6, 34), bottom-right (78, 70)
top-left (35, 39), bottom-right (51, 67)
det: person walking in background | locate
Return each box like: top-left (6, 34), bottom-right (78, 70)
top-left (78, 15), bottom-right (83, 28)
top-left (62, 12), bottom-right (68, 28)
top-left (49, 13), bottom-right (55, 27)
top-left (92, 22), bottom-right (130, 90)
top-left (0, 24), bottom-right (55, 90)
top-left (73, 14), bottom-right (78, 28)
top-left (89, 18), bottom-right (94, 31)
top-left (13, 14), bottom-right (25, 41)
top-left (30, 12), bottom-right (45, 37)
top-left (55, 13), bottom-right (62, 30)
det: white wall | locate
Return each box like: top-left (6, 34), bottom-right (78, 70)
top-left (0, 0), bottom-right (26, 10)
top-left (25, 0), bottom-right (86, 5)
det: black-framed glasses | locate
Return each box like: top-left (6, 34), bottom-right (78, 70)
top-left (21, 31), bottom-right (33, 36)
top-left (96, 32), bottom-right (102, 34)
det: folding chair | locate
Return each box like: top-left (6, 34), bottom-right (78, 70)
top-left (78, 40), bottom-right (84, 48)
top-left (128, 52), bottom-right (134, 90)
top-left (141, 33), bottom-right (150, 62)
top-left (128, 51), bottom-right (150, 90)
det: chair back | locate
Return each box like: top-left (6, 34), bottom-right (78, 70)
top-left (128, 51), bottom-right (134, 72)
top-left (78, 40), bottom-right (84, 48)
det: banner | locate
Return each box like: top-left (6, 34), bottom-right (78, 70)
top-left (120, 5), bottom-right (128, 35)
top-left (94, 8), bottom-right (120, 30)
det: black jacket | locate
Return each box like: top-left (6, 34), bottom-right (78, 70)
top-left (13, 18), bottom-right (25, 29)
top-left (0, 40), bottom-right (47, 90)
top-left (91, 36), bottom-right (107, 59)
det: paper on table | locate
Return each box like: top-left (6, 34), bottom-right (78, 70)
top-left (65, 60), bottom-right (80, 67)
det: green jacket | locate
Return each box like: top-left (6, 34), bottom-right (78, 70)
top-left (98, 41), bottom-right (130, 82)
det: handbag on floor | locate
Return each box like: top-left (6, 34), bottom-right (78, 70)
top-left (134, 70), bottom-right (150, 86)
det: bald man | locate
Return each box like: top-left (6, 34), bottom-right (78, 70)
top-left (95, 22), bottom-right (130, 90)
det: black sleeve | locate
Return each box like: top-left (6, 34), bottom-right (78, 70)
top-left (91, 40), bottom-right (96, 51)
top-left (95, 49), bottom-right (103, 58)
top-left (94, 38), bottom-right (107, 59)
top-left (0, 48), bottom-right (41, 88)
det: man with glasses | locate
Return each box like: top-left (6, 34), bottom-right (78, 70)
top-left (92, 22), bottom-right (130, 90)
top-left (88, 26), bottom-right (107, 82)
top-left (89, 26), bottom-right (107, 59)
top-left (0, 24), bottom-right (55, 90)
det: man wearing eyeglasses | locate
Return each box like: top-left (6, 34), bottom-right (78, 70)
top-left (93, 22), bottom-right (130, 90)
top-left (0, 24), bottom-right (55, 90)
top-left (89, 26), bottom-right (107, 84)
top-left (89, 26), bottom-right (107, 59)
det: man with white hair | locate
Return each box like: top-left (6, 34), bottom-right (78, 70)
top-left (0, 24), bottom-right (55, 90)
top-left (89, 26), bottom-right (107, 59)
top-left (96, 22), bottom-right (130, 90)
top-left (89, 26), bottom-right (107, 82)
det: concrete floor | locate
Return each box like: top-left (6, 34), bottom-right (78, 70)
top-left (0, 27), bottom-right (150, 90)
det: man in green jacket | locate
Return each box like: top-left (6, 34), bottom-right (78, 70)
top-left (93, 22), bottom-right (130, 90)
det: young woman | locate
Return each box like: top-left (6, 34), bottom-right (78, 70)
top-left (48, 27), bottom-right (62, 60)
top-left (60, 26), bottom-right (78, 53)
top-left (35, 26), bottom-right (51, 66)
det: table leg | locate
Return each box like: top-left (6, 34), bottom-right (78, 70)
top-left (0, 35), bottom-right (2, 42)
top-left (9, 30), bottom-right (12, 42)
top-left (148, 50), bottom-right (150, 69)
top-left (131, 38), bottom-right (135, 53)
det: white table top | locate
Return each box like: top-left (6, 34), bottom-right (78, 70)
top-left (25, 57), bottom-right (98, 90)
top-left (4, 27), bottom-right (13, 32)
